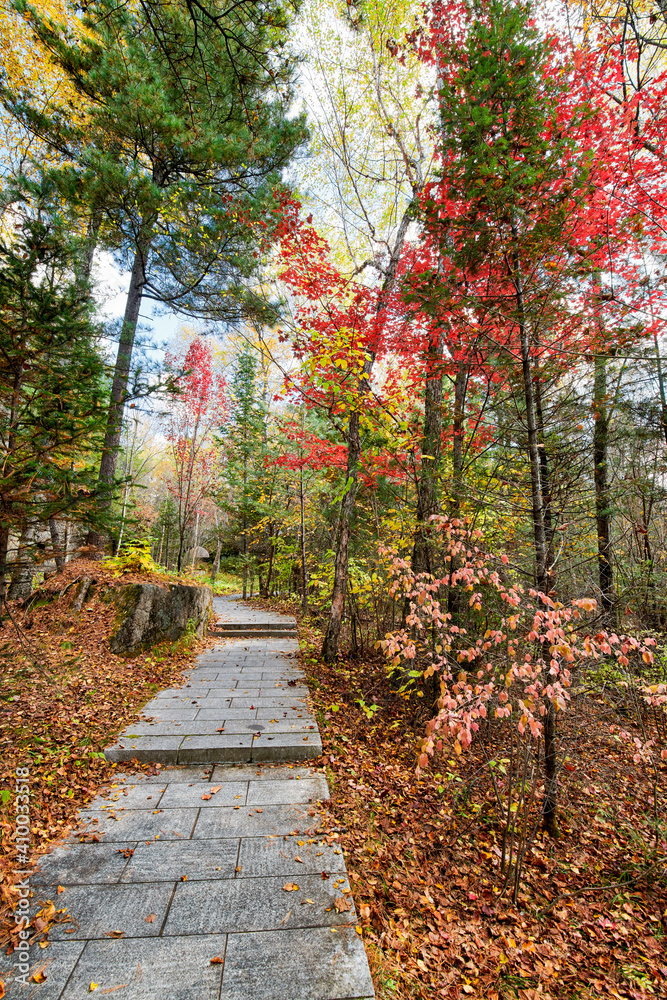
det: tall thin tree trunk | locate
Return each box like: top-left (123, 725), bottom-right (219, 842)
top-left (412, 331), bottom-right (444, 577)
top-left (594, 354), bottom-right (613, 615)
top-left (654, 332), bottom-right (667, 447)
top-left (512, 242), bottom-right (548, 593)
top-left (321, 201), bottom-right (415, 662)
top-left (89, 237), bottom-right (152, 553)
top-left (299, 409), bottom-right (308, 613)
top-left (534, 374), bottom-right (554, 593)
top-left (450, 362), bottom-right (468, 518)
top-left (49, 517), bottom-right (65, 573)
top-left (321, 403), bottom-right (364, 662)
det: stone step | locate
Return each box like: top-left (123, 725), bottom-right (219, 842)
top-left (105, 732), bottom-right (322, 765)
top-left (209, 627), bottom-right (297, 638)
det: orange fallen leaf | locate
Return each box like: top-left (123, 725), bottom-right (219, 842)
top-left (0, 978), bottom-right (5, 997)
top-left (294, 856), bottom-right (304, 863)
top-left (210, 957), bottom-right (225, 965)
top-left (144, 913), bottom-right (156, 923)
top-left (334, 897), bottom-right (352, 913)
top-left (31, 970), bottom-right (47, 984)
top-left (201, 794), bottom-right (212, 800)
top-left (283, 882), bottom-right (299, 892)
top-left (57, 886), bottom-right (65, 894)
top-left (210, 786), bottom-right (222, 794)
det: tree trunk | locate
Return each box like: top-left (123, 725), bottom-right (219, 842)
top-left (321, 201), bottom-right (415, 662)
top-left (322, 405), bottom-right (363, 662)
top-left (654, 332), bottom-right (667, 447)
top-left (593, 354), bottom-right (613, 615)
top-left (534, 374), bottom-right (554, 593)
top-left (88, 239), bottom-right (150, 553)
top-left (411, 331), bottom-right (444, 577)
top-left (450, 362), bottom-right (468, 518)
top-left (512, 242), bottom-right (548, 593)
top-left (49, 517), bottom-right (65, 574)
top-left (542, 700), bottom-right (559, 837)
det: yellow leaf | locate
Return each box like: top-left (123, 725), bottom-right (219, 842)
top-left (89, 985), bottom-right (99, 993)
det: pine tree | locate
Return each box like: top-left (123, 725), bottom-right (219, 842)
top-left (0, 177), bottom-right (107, 607)
top-left (223, 346), bottom-right (267, 598)
top-left (3, 0), bottom-right (306, 544)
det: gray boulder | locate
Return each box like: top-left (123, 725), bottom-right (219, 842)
top-left (109, 583), bottom-right (212, 654)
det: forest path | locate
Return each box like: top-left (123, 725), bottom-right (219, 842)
top-left (3, 597), bottom-right (375, 999)
top-left (105, 596), bottom-right (321, 765)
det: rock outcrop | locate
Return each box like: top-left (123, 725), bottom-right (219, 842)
top-left (109, 583), bottom-right (212, 654)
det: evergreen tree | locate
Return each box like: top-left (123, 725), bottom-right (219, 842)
top-left (2, 0), bottom-right (307, 541)
top-left (0, 177), bottom-right (107, 607)
top-left (223, 346), bottom-right (267, 598)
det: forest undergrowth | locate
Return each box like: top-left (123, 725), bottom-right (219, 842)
top-left (257, 598), bottom-right (667, 1000)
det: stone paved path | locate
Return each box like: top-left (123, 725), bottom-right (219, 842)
top-left (105, 598), bottom-right (321, 765)
top-left (2, 598), bottom-right (375, 999)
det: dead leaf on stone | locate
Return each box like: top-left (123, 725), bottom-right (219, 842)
top-left (201, 794), bottom-right (212, 800)
top-left (334, 897), bottom-right (352, 913)
top-left (0, 979), bottom-right (5, 997)
top-left (321, 872), bottom-right (330, 880)
top-left (31, 970), bottom-right (47, 984)
top-left (210, 786), bottom-right (222, 794)
top-left (105, 931), bottom-right (124, 938)
top-left (210, 957), bottom-right (224, 965)
top-left (294, 856), bottom-right (304, 863)
top-left (116, 848), bottom-right (134, 858)
top-left (144, 913), bottom-right (156, 923)
top-left (283, 882), bottom-right (299, 892)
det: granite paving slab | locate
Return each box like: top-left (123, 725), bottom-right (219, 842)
top-left (236, 833), bottom-right (347, 877)
top-left (164, 872), bottom-right (354, 935)
top-left (219, 926), bottom-right (375, 1000)
top-left (0, 941), bottom-right (85, 1000)
top-left (59, 935), bottom-right (228, 1000)
top-left (2, 598), bottom-right (373, 999)
top-left (120, 838), bottom-right (240, 882)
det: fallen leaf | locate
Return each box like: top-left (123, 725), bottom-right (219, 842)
top-left (89, 984), bottom-right (99, 993)
top-left (210, 786), bottom-right (222, 794)
top-left (31, 971), bottom-right (47, 984)
top-left (210, 957), bottom-right (224, 965)
top-left (104, 931), bottom-right (124, 938)
top-left (294, 856), bottom-right (304, 863)
top-left (0, 979), bottom-right (4, 997)
top-left (201, 794), bottom-right (212, 800)
top-left (321, 872), bottom-right (330, 880)
top-left (144, 913), bottom-right (156, 923)
top-left (334, 897), bottom-right (352, 913)
top-left (57, 886), bottom-right (65, 894)
top-left (283, 883), bottom-right (299, 892)
top-left (180, 875), bottom-right (187, 882)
